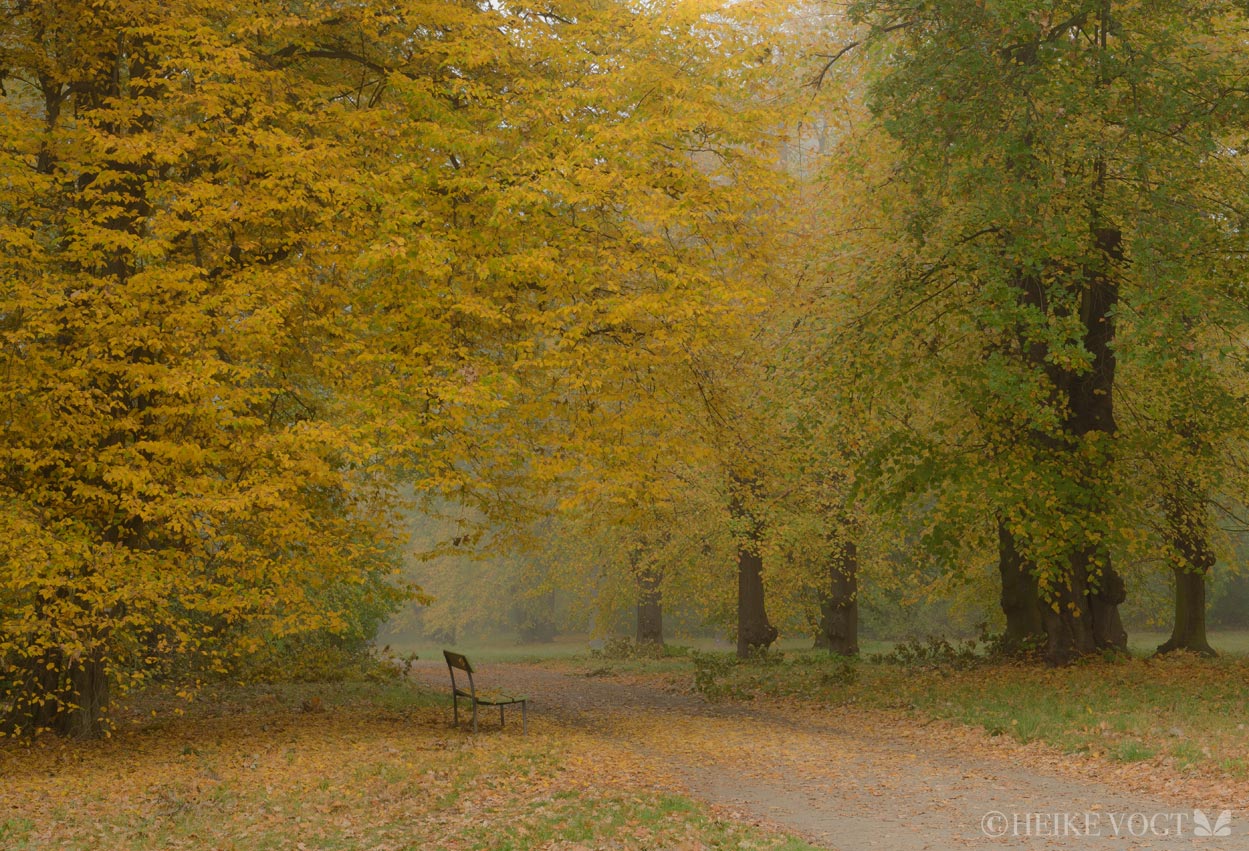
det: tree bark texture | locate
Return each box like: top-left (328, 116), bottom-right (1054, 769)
top-left (636, 565), bottom-right (664, 646)
top-left (996, 520), bottom-right (1044, 653)
top-left (1158, 480), bottom-right (1216, 656)
top-left (815, 534), bottom-right (859, 656)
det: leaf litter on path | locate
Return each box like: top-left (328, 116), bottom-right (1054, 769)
top-left (415, 661), bottom-right (1249, 851)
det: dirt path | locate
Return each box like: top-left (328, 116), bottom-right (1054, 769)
top-left (412, 661), bottom-right (1247, 850)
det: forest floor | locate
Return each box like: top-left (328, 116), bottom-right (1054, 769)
top-left (6, 656), bottom-right (1249, 850)
top-left (2, 677), bottom-right (817, 851)
top-left (410, 658), bottom-right (1249, 851)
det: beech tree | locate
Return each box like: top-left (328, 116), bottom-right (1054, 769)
top-left (0, 0), bottom-right (422, 736)
top-left (393, 1), bottom-right (808, 658)
top-left (1, 0), bottom-right (810, 733)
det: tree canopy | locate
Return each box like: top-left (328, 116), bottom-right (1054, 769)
top-left (6, 0), bottom-right (1249, 736)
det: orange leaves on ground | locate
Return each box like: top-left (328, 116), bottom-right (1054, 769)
top-left (2, 680), bottom-right (808, 850)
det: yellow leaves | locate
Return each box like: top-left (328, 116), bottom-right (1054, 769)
top-left (0, 0), bottom-right (432, 732)
top-left (0, 0), bottom-right (824, 734)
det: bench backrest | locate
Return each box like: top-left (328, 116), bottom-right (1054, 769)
top-left (443, 650), bottom-right (473, 673)
top-left (443, 650), bottom-right (476, 696)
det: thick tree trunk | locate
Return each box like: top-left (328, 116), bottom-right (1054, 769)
top-left (3, 650), bottom-right (109, 739)
top-left (1052, 7), bottom-right (1130, 662)
top-left (730, 479), bottom-right (776, 658)
top-left (1158, 566), bottom-right (1215, 657)
top-left (636, 566), bottom-right (664, 646)
top-left (1020, 222), bottom-right (1127, 665)
top-left (814, 536), bottom-right (858, 656)
top-left (736, 544), bottom-right (777, 657)
top-left (1001, 7), bottom-right (1129, 664)
top-left (1046, 223), bottom-right (1128, 664)
top-left (1086, 551), bottom-right (1128, 651)
top-left (996, 520), bottom-right (1044, 653)
top-left (1041, 547), bottom-right (1126, 665)
top-left (1040, 557), bottom-right (1095, 665)
top-left (1158, 482), bottom-right (1216, 657)
top-left (61, 656), bottom-right (109, 739)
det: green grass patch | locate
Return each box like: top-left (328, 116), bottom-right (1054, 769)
top-left (1128, 629), bottom-right (1249, 656)
top-left (868, 654), bottom-right (1249, 772)
top-left (390, 634), bottom-right (903, 667)
top-left (1113, 741), bottom-right (1157, 762)
top-left (465, 791), bottom-right (818, 851)
top-left (543, 635), bottom-right (1249, 775)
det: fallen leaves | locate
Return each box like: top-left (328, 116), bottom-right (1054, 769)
top-left (2, 680), bottom-right (815, 850)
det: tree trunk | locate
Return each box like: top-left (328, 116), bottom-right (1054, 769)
top-left (1033, 221), bottom-right (1127, 665)
top-left (996, 520), bottom-right (1044, 653)
top-left (730, 479), bottom-right (776, 658)
top-left (1086, 549), bottom-right (1128, 651)
top-left (1158, 566), bottom-right (1215, 657)
top-left (1000, 6), bottom-right (1128, 665)
top-left (636, 566), bottom-right (664, 646)
top-left (815, 535), bottom-right (858, 656)
top-left (1051, 5), bottom-right (1130, 661)
top-left (736, 544), bottom-right (777, 658)
top-left (1045, 223), bottom-right (1128, 664)
top-left (1158, 481), bottom-right (1216, 656)
top-left (1009, 255), bottom-right (1127, 664)
top-left (1040, 556), bottom-right (1094, 665)
top-left (60, 656), bottom-right (109, 739)
top-left (1041, 546), bottom-right (1128, 665)
top-left (3, 649), bottom-right (109, 739)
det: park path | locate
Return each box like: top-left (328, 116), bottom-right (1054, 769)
top-left (411, 661), bottom-right (1248, 851)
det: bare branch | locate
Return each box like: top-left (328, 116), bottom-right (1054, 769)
top-left (810, 20), bottom-right (912, 89)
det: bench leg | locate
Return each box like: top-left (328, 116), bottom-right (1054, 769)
top-left (500, 705), bottom-right (505, 727)
top-left (452, 693), bottom-right (458, 728)
top-left (472, 700), bottom-right (478, 734)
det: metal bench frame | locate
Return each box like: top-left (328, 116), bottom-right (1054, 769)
top-left (443, 650), bottom-right (528, 734)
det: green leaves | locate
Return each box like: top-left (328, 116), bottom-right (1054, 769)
top-left (830, 0), bottom-right (1249, 653)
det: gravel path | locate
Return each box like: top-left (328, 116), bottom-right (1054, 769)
top-left (412, 661), bottom-right (1247, 851)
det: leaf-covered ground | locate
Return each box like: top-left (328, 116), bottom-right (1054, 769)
top-left (9, 653), bottom-right (1249, 851)
top-left (415, 657), bottom-right (1249, 850)
top-left (1, 681), bottom-right (817, 851)
top-left (539, 642), bottom-right (1249, 776)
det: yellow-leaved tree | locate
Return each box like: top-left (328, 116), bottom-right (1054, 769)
top-left (0, 0), bottom-right (429, 737)
top-left (1, 0), bottom-right (816, 736)
top-left (357, 0), bottom-right (816, 659)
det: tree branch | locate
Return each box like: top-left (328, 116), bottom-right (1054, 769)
top-left (810, 20), bottom-right (912, 89)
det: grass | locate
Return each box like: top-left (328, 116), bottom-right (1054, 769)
top-left (874, 653), bottom-right (1249, 775)
top-left (1127, 629), bottom-right (1249, 656)
top-left (386, 633), bottom-right (902, 665)
top-left (393, 628), bottom-right (1249, 667)
top-left (463, 792), bottom-right (815, 851)
top-left (2, 677), bottom-right (821, 851)
top-left (393, 629), bottom-right (1249, 781)
top-left (387, 635), bottom-right (594, 665)
top-left (529, 631), bottom-right (1249, 778)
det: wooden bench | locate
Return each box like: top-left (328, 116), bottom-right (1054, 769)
top-left (442, 650), bottom-right (527, 734)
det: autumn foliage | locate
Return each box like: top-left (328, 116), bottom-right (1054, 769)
top-left (7, 0), bottom-right (1249, 739)
top-left (0, 0), bottom-right (798, 736)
